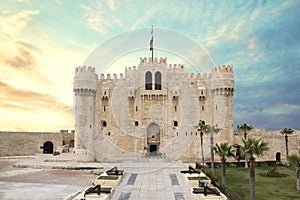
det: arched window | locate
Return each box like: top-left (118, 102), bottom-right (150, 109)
top-left (102, 121), bottom-right (107, 127)
top-left (276, 152), bottom-right (281, 162)
top-left (155, 71), bottom-right (161, 90)
top-left (145, 71), bottom-right (152, 90)
top-left (174, 121), bottom-right (178, 127)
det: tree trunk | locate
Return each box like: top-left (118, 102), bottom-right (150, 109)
top-left (245, 155), bottom-right (248, 168)
top-left (285, 135), bottom-right (289, 166)
top-left (244, 131), bottom-right (248, 168)
top-left (210, 130), bottom-right (214, 174)
top-left (201, 132), bottom-right (204, 166)
top-left (297, 170), bottom-right (300, 191)
top-left (221, 158), bottom-right (226, 185)
top-left (249, 157), bottom-right (255, 200)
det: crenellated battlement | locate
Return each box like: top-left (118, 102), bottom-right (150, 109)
top-left (74, 66), bottom-right (98, 91)
top-left (100, 73), bottom-right (125, 81)
top-left (181, 72), bottom-right (208, 83)
top-left (168, 63), bottom-right (185, 71)
top-left (211, 65), bottom-right (233, 73)
top-left (75, 66), bottom-right (96, 73)
top-left (140, 57), bottom-right (167, 64)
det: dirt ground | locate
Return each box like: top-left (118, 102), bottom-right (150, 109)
top-left (0, 158), bottom-right (97, 187)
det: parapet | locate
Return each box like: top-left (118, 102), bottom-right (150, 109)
top-left (211, 65), bottom-right (233, 73)
top-left (75, 66), bottom-right (96, 73)
top-left (209, 65), bottom-right (234, 90)
top-left (99, 73), bottom-right (125, 81)
top-left (140, 57), bottom-right (167, 64)
top-left (74, 66), bottom-right (98, 91)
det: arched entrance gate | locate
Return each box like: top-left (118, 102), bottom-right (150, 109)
top-left (43, 141), bottom-right (53, 154)
top-left (147, 123), bottom-right (160, 155)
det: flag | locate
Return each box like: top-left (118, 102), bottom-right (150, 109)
top-left (150, 26), bottom-right (153, 51)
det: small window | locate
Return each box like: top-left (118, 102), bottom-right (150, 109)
top-left (216, 105), bottom-right (218, 111)
top-left (102, 121), bottom-right (107, 127)
top-left (135, 121), bottom-right (139, 127)
top-left (174, 121), bottom-right (178, 127)
top-left (176, 132), bottom-right (178, 136)
top-left (90, 124), bottom-right (92, 128)
top-left (136, 106), bottom-right (138, 112)
top-left (104, 106), bottom-right (106, 112)
top-left (145, 71), bottom-right (152, 90)
top-left (201, 90), bottom-right (204, 95)
top-left (202, 105), bottom-right (204, 111)
top-left (104, 91), bottom-right (107, 95)
top-left (191, 132), bottom-right (192, 136)
top-left (175, 106), bottom-right (177, 112)
top-left (155, 71), bottom-right (162, 90)
top-left (186, 132), bottom-right (187, 136)
top-left (108, 132), bottom-right (111, 136)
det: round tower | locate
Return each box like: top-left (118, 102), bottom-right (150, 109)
top-left (209, 65), bottom-right (234, 142)
top-left (73, 66), bottom-right (98, 162)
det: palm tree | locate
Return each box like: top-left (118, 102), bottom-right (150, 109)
top-left (209, 125), bottom-right (221, 174)
top-left (214, 142), bottom-right (235, 185)
top-left (288, 154), bottom-right (300, 191)
top-left (243, 138), bottom-right (269, 200)
top-left (197, 120), bottom-right (210, 166)
top-left (237, 123), bottom-right (253, 168)
top-left (281, 127), bottom-right (294, 166)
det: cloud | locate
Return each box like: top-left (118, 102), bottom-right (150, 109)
top-left (0, 81), bottom-right (73, 131)
top-left (0, 41), bottom-right (39, 70)
top-left (105, 0), bottom-right (115, 11)
top-left (0, 9), bottom-right (39, 36)
top-left (0, 81), bottom-right (72, 114)
top-left (80, 2), bottom-right (108, 33)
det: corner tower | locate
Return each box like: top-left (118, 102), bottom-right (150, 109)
top-left (209, 65), bottom-right (234, 142)
top-left (73, 66), bottom-right (98, 161)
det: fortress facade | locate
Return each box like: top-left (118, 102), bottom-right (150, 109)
top-left (0, 58), bottom-right (298, 162)
top-left (73, 57), bottom-right (234, 162)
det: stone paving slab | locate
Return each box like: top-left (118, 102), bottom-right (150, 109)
top-left (111, 161), bottom-right (194, 200)
top-left (0, 181), bottom-right (81, 200)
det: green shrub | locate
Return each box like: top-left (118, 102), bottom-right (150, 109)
top-left (187, 176), bottom-right (209, 180)
top-left (258, 167), bottom-right (288, 178)
top-left (97, 176), bottom-right (119, 180)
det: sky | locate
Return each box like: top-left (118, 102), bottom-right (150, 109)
top-left (0, 0), bottom-right (299, 131)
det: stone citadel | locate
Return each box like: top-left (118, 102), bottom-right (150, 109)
top-left (73, 56), bottom-right (234, 162)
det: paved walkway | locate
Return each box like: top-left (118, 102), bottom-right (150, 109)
top-left (111, 161), bottom-right (194, 200)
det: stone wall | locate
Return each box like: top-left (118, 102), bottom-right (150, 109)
top-left (0, 130), bottom-right (74, 157)
top-left (232, 128), bottom-right (300, 162)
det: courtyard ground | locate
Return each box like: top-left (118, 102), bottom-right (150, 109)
top-left (0, 153), bottom-right (194, 200)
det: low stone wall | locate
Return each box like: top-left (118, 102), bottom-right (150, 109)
top-left (0, 130), bottom-right (74, 157)
top-left (232, 128), bottom-right (300, 162)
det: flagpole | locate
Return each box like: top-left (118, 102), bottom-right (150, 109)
top-left (150, 25), bottom-right (153, 63)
